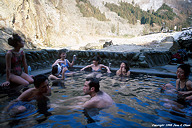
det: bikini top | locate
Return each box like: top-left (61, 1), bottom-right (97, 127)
top-left (178, 80), bottom-right (188, 91)
top-left (92, 68), bottom-right (101, 72)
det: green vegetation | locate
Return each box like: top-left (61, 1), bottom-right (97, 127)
top-left (154, 3), bottom-right (176, 20)
top-left (105, 2), bottom-right (163, 25)
top-left (105, 2), bottom-right (192, 29)
top-left (76, 0), bottom-right (108, 21)
top-left (76, 0), bottom-right (190, 30)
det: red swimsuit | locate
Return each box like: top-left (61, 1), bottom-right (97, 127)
top-left (10, 50), bottom-right (24, 76)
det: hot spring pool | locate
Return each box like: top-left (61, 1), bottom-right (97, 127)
top-left (0, 71), bottom-right (191, 128)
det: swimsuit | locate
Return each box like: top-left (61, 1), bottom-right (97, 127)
top-left (92, 68), bottom-right (101, 72)
top-left (8, 100), bottom-right (37, 119)
top-left (177, 80), bottom-right (189, 105)
top-left (60, 59), bottom-right (70, 73)
top-left (10, 50), bottom-right (24, 76)
top-left (178, 80), bottom-right (188, 91)
top-left (8, 100), bottom-right (36, 111)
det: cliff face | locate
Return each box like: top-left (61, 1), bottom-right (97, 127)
top-left (0, 0), bottom-right (191, 51)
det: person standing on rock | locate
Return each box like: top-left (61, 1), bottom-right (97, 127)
top-left (1, 34), bottom-right (33, 87)
top-left (52, 49), bottom-right (76, 75)
top-left (116, 61), bottom-right (131, 77)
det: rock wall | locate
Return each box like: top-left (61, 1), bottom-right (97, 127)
top-left (0, 49), bottom-right (172, 75)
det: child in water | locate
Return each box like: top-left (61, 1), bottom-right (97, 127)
top-left (116, 62), bottom-right (130, 77)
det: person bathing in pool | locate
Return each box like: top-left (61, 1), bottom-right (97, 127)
top-left (161, 64), bottom-right (192, 110)
top-left (83, 77), bottom-right (113, 109)
top-left (116, 61), bottom-right (131, 77)
top-left (162, 64), bottom-right (192, 96)
top-left (48, 64), bottom-right (68, 80)
top-left (80, 56), bottom-right (111, 78)
top-left (51, 77), bottom-right (114, 111)
top-left (4, 75), bottom-right (51, 116)
top-left (52, 49), bottom-right (76, 75)
top-left (81, 56), bottom-right (111, 73)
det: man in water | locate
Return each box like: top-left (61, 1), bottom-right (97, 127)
top-left (5, 74), bottom-right (51, 116)
top-left (83, 77), bottom-right (113, 109)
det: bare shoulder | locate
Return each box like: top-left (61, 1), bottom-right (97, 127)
top-left (186, 80), bottom-right (192, 87)
top-left (22, 88), bottom-right (36, 95)
top-left (17, 88), bottom-right (36, 100)
top-left (83, 98), bottom-right (99, 108)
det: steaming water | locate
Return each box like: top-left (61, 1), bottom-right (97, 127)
top-left (0, 71), bottom-right (191, 128)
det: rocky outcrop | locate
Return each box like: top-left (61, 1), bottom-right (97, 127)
top-left (0, 0), bottom-right (148, 51)
top-left (1, 0), bottom-right (190, 51)
top-left (0, 49), bottom-right (172, 75)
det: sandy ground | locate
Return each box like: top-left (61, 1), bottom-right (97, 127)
top-left (69, 32), bottom-right (181, 51)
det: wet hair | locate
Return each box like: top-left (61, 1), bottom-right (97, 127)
top-left (34, 74), bottom-right (48, 88)
top-left (121, 61), bottom-right (130, 72)
top-left (92, 56), bottom-right (101, 63)
top-left (8, 34), bottom-right (22, 47)
top-left (86, 77), bottom-right (100, 92)
top-left (177, 64), bottom-right (191, 77)
top-left (58, 49), bottom-right (67, 58)
top-left (52, 65), bottom-right (58, 75)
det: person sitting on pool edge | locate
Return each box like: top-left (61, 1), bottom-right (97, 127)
top-left (52, 49), bottom-right (76, 75)
top-left (83, 77), bottom-right (113, 109)
top-left (4, 74), bottom-right (51, 116)
top-left (116, 61), bottom-right (131, 77)
top-left (1, 34), bottom-right (33, 88)
top-left (80, 56), bottom-right (111, 73)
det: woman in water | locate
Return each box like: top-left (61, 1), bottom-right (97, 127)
top-left (162, 64), bottom-right (192, 94)
top-left (80, 56), bottom-right (111, 73)
top-left (116, 61), bottom-right (130, 77)
top-left (52, 49), bottom-right (75, 75)
top-left (162, 64), bottom-right (192, 110)
top-left (1, 34), bottom-right (33, 87)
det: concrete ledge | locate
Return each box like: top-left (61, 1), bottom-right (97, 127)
top-left (0, 65), bottom-right (179, 84)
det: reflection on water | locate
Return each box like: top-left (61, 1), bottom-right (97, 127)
top-left (0, 71), bottom-right (192, 128)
